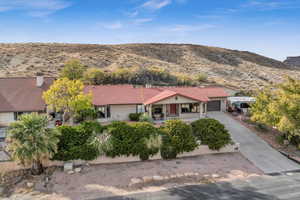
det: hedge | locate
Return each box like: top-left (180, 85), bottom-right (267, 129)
top-left (160, 120), bottom-right (198, 159)
top-left (53, 121), bottom-right (103, 161)
top-left (129, 113), bottom-right (142, 121)
top-left (103, 121), bottom-right (161, 160)
top-left (191, 118), bottom-right (232, 150)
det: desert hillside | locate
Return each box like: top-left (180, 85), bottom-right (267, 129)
top-left (0, 43), bottom-right (299, 90)
top-left (284, 56), bottom-right (300, 67)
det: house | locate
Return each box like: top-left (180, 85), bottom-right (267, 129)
top-left (0, 77), bottom-right (229, 125)
top-left (85, 85), bottom-right (229, 122)
top-left (0, 76), bottom-right (55, 126)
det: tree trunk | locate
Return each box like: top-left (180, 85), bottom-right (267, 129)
top-left (31, 160), bottom-right (44, 175)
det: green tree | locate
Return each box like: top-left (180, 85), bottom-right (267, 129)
top-left (196, 73), bottom-right (208, 82)
top-left (83, 67), bottom-right (106, 85)
top-left (60, 59), bottom-right (86, 80)
top-left (251, 77), bottom-right (300, 146)
top-left (6, 113), bottom-right (60, 175)
top-left (43, 78), bottom-right (93, 124)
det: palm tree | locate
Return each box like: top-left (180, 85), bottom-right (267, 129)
top-left (6, 113), bottom-right (60, 175)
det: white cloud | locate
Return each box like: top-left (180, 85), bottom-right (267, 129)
top-left (167, 24), bottom-right (216, 32)
top-left (133, 18), bottom-right (153, 25)
top-left (0, 0), bottom-right (71, 16)
top-left (100, 21), bottom-right (124, 30)
top-left (142, 0), bottom-right (172, 10)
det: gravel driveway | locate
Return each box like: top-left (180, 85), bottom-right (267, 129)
top-left (208, 112), bottom-right (300, 174)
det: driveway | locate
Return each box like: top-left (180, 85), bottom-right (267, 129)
top-left (208, 112), bottom-right (299, 174)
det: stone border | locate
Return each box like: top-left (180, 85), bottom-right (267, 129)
top-left (1, 144), bottom-right (239, 173)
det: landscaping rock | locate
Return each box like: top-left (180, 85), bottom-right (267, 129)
top-left (142, 176), bottom-right (153, 182)
top-left (130, 178), bottom-right (143, 185)
top-left (212, 174), bottom-right (220, 178)
top-left (26, 182), bottom-right (34, 188)
top-left (67, 170), bottom-right (74, 175)
top-left (75, 168), bottom-right (82, 173)
top-left (153, 176), bottom-right (164, 181)
top-left (64, 162), bottom-right (74, 172)
top-left (230, 170), bottom-right (244, 176)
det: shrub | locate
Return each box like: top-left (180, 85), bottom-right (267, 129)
top-left (74, 107), bottom-right (98, 123)
top-left (191, 118), bottom-right (232, 150)
top-left (255, 123), bottom-right (268, 132)
top-left (53, 122), bottom-right (103, 161)
top-left (160, 120), bottom-right (198, 159)
top-left (196, 73), bottom-right (208, 82)
top-left (129, 113), bottom-right (142, 121)
top-left (103, 121), bottom-right (161, 160)
top-left (139, 113), bottom-right (154, 123)
top-left (132, 122), bottom-right (161, 160)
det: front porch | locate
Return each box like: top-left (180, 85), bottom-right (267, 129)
top-left (146, 102), bottom-right (207, 122)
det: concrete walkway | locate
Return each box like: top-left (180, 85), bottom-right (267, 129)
top-left (208, 112), bottom-right (299, 174)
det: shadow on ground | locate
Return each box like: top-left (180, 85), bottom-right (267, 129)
top-left (92, 182), bottom-right (278, 200)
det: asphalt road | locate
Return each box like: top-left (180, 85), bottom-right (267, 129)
top-left (93, 173), bottom-right (300, 200)
top-left (208, 112), bottom-right (299, 174)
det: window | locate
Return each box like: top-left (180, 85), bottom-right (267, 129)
top-left (181, 103), bottom-right (200, 113)
top-left (97, 106), bottom-right (106, 118)
top-left (136, 105), bottom-right (144, 113)
top-left (14, 112), bottom-right (24, 120)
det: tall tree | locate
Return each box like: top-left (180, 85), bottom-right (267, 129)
top-left (60, 59), bottom-right (86, 80)
top-left (251, 77), bottom-right (300, 146)
top-left (43, 78), bottom-right (93, 123)
top-left (6, 113), bottom-right (60, 175)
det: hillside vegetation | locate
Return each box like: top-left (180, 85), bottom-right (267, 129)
top-left (0, 43), bottom-right (299, 89)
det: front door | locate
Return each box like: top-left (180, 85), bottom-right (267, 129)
top-left (170, 104), bottom-right (178, 115)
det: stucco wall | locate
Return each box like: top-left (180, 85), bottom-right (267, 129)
top-left (0, 112), bottom-right (14, 126)
top-left (208, 97), bottom-right (227, 111)
top-left (154, 95), bottom-right (198, 105)
top-left (110, 105), bottom-right (137, 121)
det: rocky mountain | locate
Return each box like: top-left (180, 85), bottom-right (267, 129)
top-left (284, 56), bottom-right (300, 67)
top-left (0, 43), bottom-right (299, 90)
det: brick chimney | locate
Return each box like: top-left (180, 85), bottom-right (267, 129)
top-left (36, 72), bottom-right (44, 87)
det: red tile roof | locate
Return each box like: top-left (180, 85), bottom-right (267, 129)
top-left (0, 77), bottom-right (55, 112)
top-left (85, 85), bottom-right (229, 106)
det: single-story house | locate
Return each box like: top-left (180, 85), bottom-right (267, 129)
top-left (0, 76), bottom-right (229, 125)
top-left (0, 76), bottom-right (55, 126)
top-left (85, 85), bottom-right (229, 122)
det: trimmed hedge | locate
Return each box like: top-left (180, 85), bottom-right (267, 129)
top-left (53, 121), bottom-right (103, 161)
top-left (191, 118), bottom-right (232, 150)
top-left (160, 120), bottom-right (198, 159)
top-left (103, 121), bottom-right (161, 160)
top-left (129, 113), bottom-right (142, 121)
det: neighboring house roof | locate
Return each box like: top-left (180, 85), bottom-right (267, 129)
top-left (0, 77), bottom-right (55, 112)
top-left (85, 85), bottom-right (229, 106)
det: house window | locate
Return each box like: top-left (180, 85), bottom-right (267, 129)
top-left (97, 106), bottom-right (106, 118)
top-left (181, 103), bottom-right (200, 113)
top-left (14, 112), bottom-right (24, 120)
top-left (136, 105), bottom-right (144, 113)
top-left (106, 106), bottom-right (111, 118)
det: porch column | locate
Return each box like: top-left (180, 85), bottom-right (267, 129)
top-left (199, 102), bottom-right (202, 118)
top-left (163, 104), bottom-right (167, 120)
top-left (178, 104), bottom-right (181, 118)
top-left (148, 104), bottom-right (152, 118)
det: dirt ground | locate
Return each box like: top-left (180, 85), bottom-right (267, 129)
top-left (5, 152), bottom-right (262, 200)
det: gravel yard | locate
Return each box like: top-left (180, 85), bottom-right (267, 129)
top-left (5, 152), bottom-right (262, 200)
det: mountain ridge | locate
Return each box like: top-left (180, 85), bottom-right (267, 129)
top-left (0, 43), bottom-right (299, 90)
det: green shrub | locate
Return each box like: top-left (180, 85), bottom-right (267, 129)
top-left (191, 118), bottom-right (232, 150)
top-left (132, 122), bottom-right (161, 160)
top-left (160, 120), bottom-right (198, 159)
top-left (103, 121), bottom-right (161, 160)
top-left (74, 107), bottom-right (98, 123)
top-left (53, 122), bottom-right (103, 161)
top-left (129, 113), bottom-right (142, 121)
top-left (255, 123), bottom-right (268, 132)
top-left (139, 113), bottom-right (154, 123)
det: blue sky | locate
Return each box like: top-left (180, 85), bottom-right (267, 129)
top-left (0, 0), bottom-right (300, 60)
